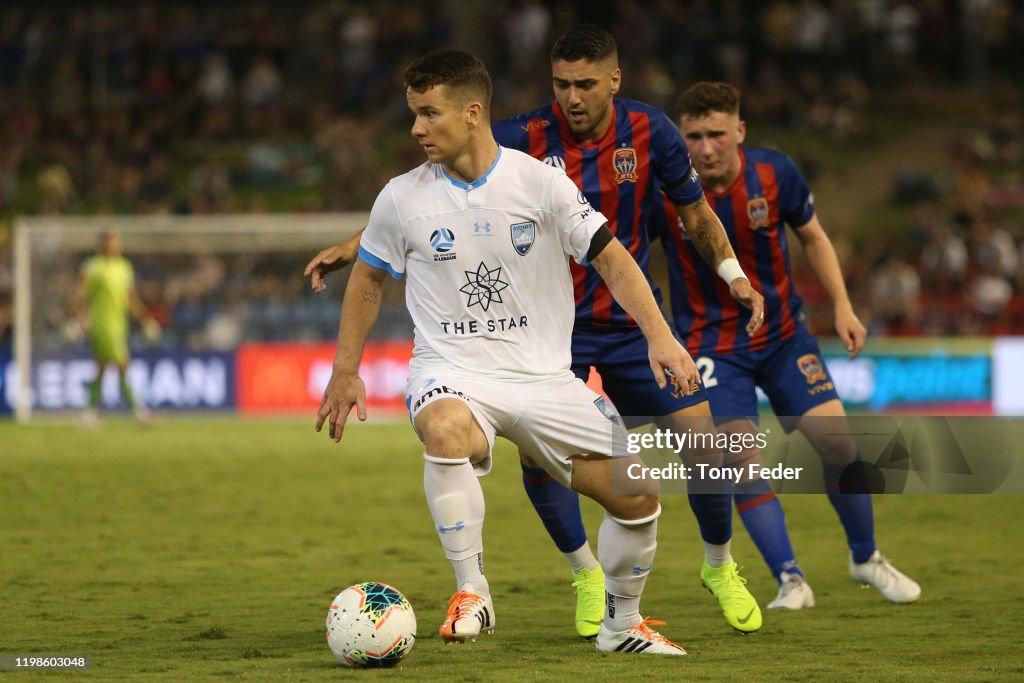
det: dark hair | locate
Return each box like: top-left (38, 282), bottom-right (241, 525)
top-left (550, 23), bottom-right (617, 63)
top-left (677, 82), bottom-right (741, 119)
top-left (403, 49), bottom-right (492, 110)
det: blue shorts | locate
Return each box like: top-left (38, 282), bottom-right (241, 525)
top-left (695, 326), bottom-right (840, 432)
top-left (571, 325), bottom-right (707, 426)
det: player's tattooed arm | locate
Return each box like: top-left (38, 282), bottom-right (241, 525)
top-left (676, 196), bottom-right (736, 268)
top-left (676, 197), bottom-right (766, 334)
top-left (361, 288), bottom-right (379, 305)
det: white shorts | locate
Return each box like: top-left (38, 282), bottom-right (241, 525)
top-left (406, 369), bottom-right (630, 487)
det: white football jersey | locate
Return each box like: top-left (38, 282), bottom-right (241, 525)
top-left (360, 146), bottom-right (607, 380)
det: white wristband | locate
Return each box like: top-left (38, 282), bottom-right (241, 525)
top-left (716, 257), bottom-right (746, 284)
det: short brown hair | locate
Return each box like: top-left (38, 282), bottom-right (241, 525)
top-left (677, 82), bottom-right (741, 119)
top-left (550, 24), bottom-right (617, 63)
top-left (403, 49), bottom-right (492, 111)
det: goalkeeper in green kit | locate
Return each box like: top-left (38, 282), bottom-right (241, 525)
top-left (72, 231), bottom-right (160, 424)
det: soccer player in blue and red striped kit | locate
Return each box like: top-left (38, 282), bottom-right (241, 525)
top-left (306, 26), bottom-right (768, 637)
top-left (650, 81), bottom-right (921, 609)
top-left (491, 26), bottom-right (767, 637)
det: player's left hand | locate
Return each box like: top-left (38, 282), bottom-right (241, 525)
top-left (835, 307), bottom-right (867, 359)
top-left (316, 371), bottom-right (367, 442)
top-left (729, 278), bottom-right (766, 335)
top-left (648, 330), bottom-right (701, 394)
top-left (305, 243), bottom-right (358, 293)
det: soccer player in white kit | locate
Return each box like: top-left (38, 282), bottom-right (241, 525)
top-left (316, 49), bottom-right (697, 655)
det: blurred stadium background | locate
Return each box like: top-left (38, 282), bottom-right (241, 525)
top-left (1, 1), bottom-right (1023, 419)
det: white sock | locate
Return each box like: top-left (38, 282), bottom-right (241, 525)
top-left (423, 453), bottom-right (489, 596)
top-left (598, 507), bottom-right (660, 632)
top-left (565, 542), bottom-right (599, 573)
top-left (704, 540), bottom-right (732, 568)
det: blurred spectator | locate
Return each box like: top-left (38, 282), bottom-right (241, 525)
top-left (868, 252), bottom-right (921, 335)
top-left (920, 223), bottom-right (968, 291)
top-left (971, 215), bottom-right (1019, 280)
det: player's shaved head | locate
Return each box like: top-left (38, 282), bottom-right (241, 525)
top-left (550, 24), bottom-right (618, 65)
top-left (403, 50), bottom-right (493, 113)
top-left (677, 82), bottom-right (742, 119)
top-left (100, 230), bottom-right (121, 255)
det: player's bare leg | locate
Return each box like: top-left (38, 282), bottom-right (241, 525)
top-left (570, 455), bottom-right (686, 655)
top-left (415, 399), bottom-right (496, 642)
top-left (797, 401), bottom-right (920, 603)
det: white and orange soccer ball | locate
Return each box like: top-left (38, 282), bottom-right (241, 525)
top-left (325, 582), bottom-right (417, 668)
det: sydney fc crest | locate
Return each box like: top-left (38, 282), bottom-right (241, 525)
top-left (510, 221), bottom-right (536, 256)
top-left (747, 197), bottom-right (770, 229)
top-left (613, 147), bottom-right (638, 184)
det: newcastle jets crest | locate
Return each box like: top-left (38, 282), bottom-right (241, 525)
top-left (613, 147), bottom-right (638, 184)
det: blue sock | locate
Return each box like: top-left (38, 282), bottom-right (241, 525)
top-left (687, 487), bottom-right (733, 545)
top-left (735, 479), bottom-right (802, 581)
top-left (521, 464), bottom-right (587, 553)
top-left (824, 458), bottom-right (877, 564)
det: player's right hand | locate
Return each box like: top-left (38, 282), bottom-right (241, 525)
top-left (316, 371), bottom-right (367, 442)
top-left (729, 278), bottom-right (766, 335)
top-left (648, 331), bottom-right (701, 394)
top-left (304, 244), bottom-right (357, 293)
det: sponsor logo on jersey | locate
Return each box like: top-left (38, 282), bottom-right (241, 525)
top-left (797, 354), bottom-right (828, 384)
top-left (431, 228), bottom-right (457, 261)
top-left (520, 119), bottom-right (551, 132)
top-left (613, 147), bottom-right (639, 184)
top-left (473, 221), bottom-right (493, 236)
top-left (460, 261), bottom-right (509, 311)
top-left (668, 372), bottom-right (701, 399)
top-left (544, 155), bottom-right (566, 169)
top-left (412, 384), bottom-right (469, 412)
top-left (440, 316), bottom-right (528, 335)
top-left (747, 197), bottom-right (770, 229)
top-left (510, 221), bottom-right (536, 256)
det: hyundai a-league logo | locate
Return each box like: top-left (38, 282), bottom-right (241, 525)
top-left (460, 261), bottom-right (509, 311)
top-left (430, 228), bottom-right (455, 252)
top-left (431, 228), bottom-right (457, 262)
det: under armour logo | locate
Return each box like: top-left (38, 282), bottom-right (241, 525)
top-left (437, 521), bottom-right (466, 533)
top-left (631, 564), bottom-right (652, 575)
top-left (473, 221), bottom-right (492, 234)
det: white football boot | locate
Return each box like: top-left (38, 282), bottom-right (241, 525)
top-left (767, 571), bottom-right (815, 610)
top-left (596, 618), bottom-right (687, 655)
top-left (849, 550), bottom-right (921, 603)
top-left (439, 590), bottom-right (495, 643)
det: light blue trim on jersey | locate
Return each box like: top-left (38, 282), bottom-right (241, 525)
top-left (442, 147), bottom-right (502, 190)
top-left (358, 245), bottom-right (404, 280)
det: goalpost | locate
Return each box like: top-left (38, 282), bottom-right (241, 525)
top-left (11, 213), bottom-right (371, 421)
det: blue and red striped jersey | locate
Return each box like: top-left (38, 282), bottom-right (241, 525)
top-left (652, 146), bottom-right (816, 356)
top-left (493, 98), bottom-right (703, 329)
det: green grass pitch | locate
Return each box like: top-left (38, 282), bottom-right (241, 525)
top-left (1, 417), bottom-right (1022, 680)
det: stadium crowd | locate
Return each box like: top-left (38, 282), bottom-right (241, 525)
top-left (1, 0), bottom-right (1023, 350)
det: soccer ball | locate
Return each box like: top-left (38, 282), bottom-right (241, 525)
top-left (325, 582), bottom-right (417, 668)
